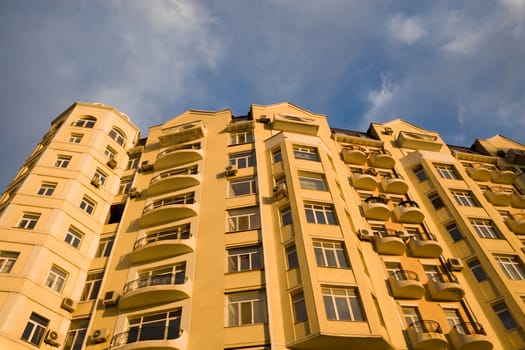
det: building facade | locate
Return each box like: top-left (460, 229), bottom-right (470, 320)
top-left (0, 101), bottom-right (524, 350)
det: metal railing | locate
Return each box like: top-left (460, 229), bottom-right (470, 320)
top-left (409, 320), bottom-right (442, 333)
top-left (133, 228), bottom-right (191, 250)
top-left (142, 193), bottom-right (195, 214)
top-left (398, 200), bottom-right (420, 208)
top-left (390, 270), bottom-right (420, 281)
top-left (123, 273), bottom-right (186, 294)
top-left (452, 322), bottom-right (486, 335)
top-left (110, 326), bottom-right (182, 349)
top-left (150, 166), bottom-right (198, 184)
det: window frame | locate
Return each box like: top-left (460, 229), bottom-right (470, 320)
top-left (495, 255), bottom-right (525, 280)
top-left (293, 146), bottom-right (319, 161)
top-left (291, 292), bottom-right (308, 323)
top-left (470, 219), bottom-right (502, 239)
top-left (80, 270), bottom-right (104, 301)
top-left (322, 286), bottom-right (365, 321)
top-left (227, 245), bottom-right (263, 273)
top-left (229, 151), bottom-right (256, 169)
top-left (37, 182), bottom-right (57, 196)
top-left (228, 177), bottom-right (257, 197)
top-left (0, 251), bottom-right (19, 273)
top-left (298, 172), bottom-right (328, 191)
top-left (17, 212), bottom-right (40, 230)
top-left (21, 312), bottom-right (49, 346)
top-left (226, 290), bottom-right (267, 327)
top-left (65, 226), bottom-right (83, 249)
top-left (79, 196), bottom-right (96, 215)
top-left (55, 155), bottom-right (72, 168)
top-left (74, 116), bottom-right (96, 128)
top-left (68, 133), bottom-right (83, 144)
top-left (446, 222), bottom-right (464, 242)
top-left (285, 245), bottom-right (298, 270)
top-left (95, 236), bottom-right (115, 257)
top-left (304, 203), bottom-right (337, 225)
top-left (230, 130), bottom-right (254, 145)
top-left (435, 164), bottom-right (460, 180)
top-left (492, 302), bottom-right (518, 331)
top-left (109, 127), bottom-right (126, 146)
top-left (227, 207), bottom-right (261, 232)
top-left (64, 318), bottom-right (89, 350)
top-left (451, 190), bottom-right (479, 207)
top-left (313, 240), bottom-right (349, 268)
top-left (45, 265), bottom-right (68, 293)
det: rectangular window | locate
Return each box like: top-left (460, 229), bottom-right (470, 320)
top-left (322, 287), bottom-right (365, 321)
top-left (227, 290), bottom-right (266, 326)
top-left (21, 312), bottom-right (49, 346)
top-left (229, 177), bottom-right (256, 197)
top-left (125, 309), bottom-right (182, 344)
top-left (95, 236), bottom-right (114, 257)
top-left (80, 270), bottom-right (104, 301)
top-left (402, 306), bottom-right (422, 330)
top-left (313, 241), bottom-right (349, 268)
top-left (493, 302), bottom-right (518, 330)
top-left (444, 308), bottom-right (464, 332)
top-left (229, 152), bottom-right (256, 169)
top-left (65, 226), bottom-right (83, 249)
top-left (0, 251), bottom-right (19, 273)
top-left (451, 190), bottom-right (479, 207)
top-left (17, 212), bottom-right (40, 230)
top-left (435, 164), bottom-right (460, 180)
top-left (227, 207), bottom-right (261, 232)
top-left (230, 131), bottom-right (253, 145)
top-left (37, 182), bottom-right (57, 196)
top-left (104, 146), bottom-right (116, 160)
top-left (470, 219), bottom-right (502, 239)
top-left (299, 172), bottom-right (327, 191)
top-left (68, 133), bottom-right (83, 144)
top-left (413, 165), bottom-right (428, 181)
top-left (227, 245), bottom-right (263, 272)
top-left (79, 196), bottom-right (96, 215)
top-left (92, 169), bottom-right (107, 186)
top-left (495, 255), bottom-right (525, 280)
top-left (286, 245), bottom-right (298, 270)
top-left (467, 259), bottom-right (488, 282)
top-left (45, 265), bottom-right (67, 292)
top-left (55, 155), bottom-right (72, 168)
top-left (446, 223), bottom-right (464, 242)
top-left (292, 292), bottom-right (307, 323)
top-left (64, 318), bottom-right (89, 350)
top-left (304, 203), bottom-right (337, 225)
top-left (119, 176), bottom-right (133, 194)
top-left (293, 146), bottom-right (319, 161)
top-left (280, 207), bottom-right (293, 226)
top-left (429, 192), bottom-right (444, 210)
top-left (272, 149), bottom-right (282, 163)
top-left (127, 155), bottom-right (140, 169)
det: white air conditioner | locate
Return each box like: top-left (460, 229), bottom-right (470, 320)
top-left (225, 165), bottom-right (238, 177)
top-left (447, 258), bottom-right (464, 271)
top-left (396, 230), bottom-right (411, 240)
top-left (61, 297), bottom-right (75, 313)
top-left (102, 290), bottom-right (120, 307)
top-left (44, 330), bottom-right (62, 347)
top-left (129, 188), bottom-right (140, 199)
top-left (91, 328), bottom-right (109, 344)
top-left (273, 183), bottom-right (288, 199)
top-left (106, 159), bottom-right (117, 169)
top-left (358, 229), bottom-right (376, 241)
top-left (90, 178), bottom-right (101, 188)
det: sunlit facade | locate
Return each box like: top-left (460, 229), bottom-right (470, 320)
top-left (0, 101), bottom-right (524, 349)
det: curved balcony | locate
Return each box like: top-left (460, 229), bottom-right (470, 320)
top-left (407, 320), bottom-right (448, 350)
top-left (484, 186), bottom-right (512, 206)
top-left (155, 145), bottom-right (204, 171)
top-left (466, 165), bottom-right (492, 181)
top-left (408, 235), bottom-right (442, 258)
top-left (362, 196), bottom-right (391, 220)
top-left (351, 171), bottom-right (377, 190)
top-left (342, 146), bottom-right (368, 165)
top-left (129, 229), bottom-right (195, 264)
top-left (505, 212), bottom-right (525, 234)
top-left (394, 201), bottom-right (424, 224)
top-left (110, 327), bottom-right (187, 350)
top-left (426, 274), bottom-right (465, 301)
top-left (140, 194), bottom-right (197, 227)
top-left (388, 270), bottom-right (424, 299)
top-left (369, 150), bottom-right (395, 169)
top-left (149, 168), bottom-right (201, 196)
top-left (511, 193), bottom-right (525, 209)
top-left (380, 176), bottom-right (408, 194)
top-left (449, 322), bottom-right (492, 350)
top-left (491, 168), bottom-right (516, 184)
top-left (119, 274), bottom-right (191, 309)
top-left (159, 120), bottom-right (205, 147)
top-left (374, 231), bottom-right (406, 255)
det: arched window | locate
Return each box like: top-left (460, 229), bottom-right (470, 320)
top-left (74, 116), bottom-right (96, 128)
top-left (109, 127), bottom-right (126, 146)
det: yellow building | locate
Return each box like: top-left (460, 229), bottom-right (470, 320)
top-left (0, 101), bottom-right (524, 350)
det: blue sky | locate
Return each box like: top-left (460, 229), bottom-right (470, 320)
top-left (1, 0), bottom-right (524, 190)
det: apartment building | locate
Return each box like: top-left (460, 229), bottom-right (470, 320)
top-left (0, 101), bottom-right (524, 350)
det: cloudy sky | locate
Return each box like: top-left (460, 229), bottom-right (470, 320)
top-left (1, 0), bottom-right (524, 190)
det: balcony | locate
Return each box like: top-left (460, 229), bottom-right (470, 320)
top-left (119, 274), bottom-right (191, 309)
top-left (511, 193), bottom-right (525, 208)
top-left (342, 146), bottom-right (368, 165)
top-left (362, 196), bottom-right (391, 220)
top-left (374, 230), bottom-right (407, 255)
top-left (110, 327), bottom-right (186, 350)
top-left (466, 164), bottom-right (492, 181)
top-left (155, 144), bottom-right (204, 171)
top-left (426, 273), bottom-right (465, 301)
top-left (129, 228), bottom-right (195, 264)
top-left (484, 186), bottom-right (512, 206)
top-left (369, 150), bottom-right (395, 169)
top-left (139, 194), bottom-right (197, 227)
top-left (407, 320), bottom-right (448, 350)
top-left (388, 270), bottom-right (424, 299)
top-left (491, 168), bottom-right (516, 184)
top-left (397, 131), bottom-right (442, 151)
top-left (273, 113), bottom-right (319, 135)
top-left (408, 234), bottom-right (442, 258)
top-left (505, 212), bottom-right (525, 234)
top-left (394, 201), bottom-right (424, 224)
top-left (158, 120), bottom-right (205, 147)
top-left (380, 176), bottom-right (408, 194)
top-left (449, 322), bottom-right (492, 350)
top-left (148, 167), bottom-right (201, 196)
top-left (351, 170), bottom-right (377, 190)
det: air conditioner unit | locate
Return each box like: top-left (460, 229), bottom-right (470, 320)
top-left (396, 230), bottom-right (411, 240)
top-left (60, 297), bottom-right (75, 313)
top-left (90, 178), bottom-right (101, 188)
top-left (106, 159), bottom-right (117, 169)
top-left (139, 161), bottom-right (153, 172)
top-left (102, 290), bottom-right (120, 307)
top-left (225, 165), bottom-right (238, 177)
top-left (273, 183), bottom-right (288, 199)
top-left (358, 229), bottom-right (376, 241)
top-left (91, 328), bottom-right (109, 344)
top-left (129, 188), bottom-right (140, 199)
top-left (44, 330), bottom-right (62, 347)
top-left (447, 258), bottom-right (464, 271)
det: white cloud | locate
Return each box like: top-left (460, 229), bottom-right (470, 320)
top-left (388, 14), bottom-right (427, 45)
top-left (361, 73), bottom-right (398, 127)
top-left (442, 30), bottom-right (482, 55)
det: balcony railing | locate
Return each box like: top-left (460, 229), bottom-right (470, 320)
top-left (453, 322), bottom-right (486, 335)
top-left (388, 270), bottom-right (424, 299)
top-left (143, 194), bottom-right (195, 214)
top-left (449, 322), bottom-right (492, 350)
top-left (110, 326), bottom-right (182, 349)
top-left (134, 228), bottom-right (191, 250)
top-left (408, 233), bottom-right (442, 258)
top-left (157, 142), bottom-right (201, 159)
top-left (395, 200), bottom-right (424, 223)
top-left (150, 166), bottom-right (198, 184)
top-left (409, 320), bottom-right (442, 334)
top-left (124, 273), bottom-right (186, 294)
top-left (426, 273), bottom-right (465, 301)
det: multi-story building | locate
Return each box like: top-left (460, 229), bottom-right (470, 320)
top-left (0, 101), bottom-right (524, 350)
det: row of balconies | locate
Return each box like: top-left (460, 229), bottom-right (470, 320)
top-left (351, 171), bottom-right (409, 194)
top-left (362, 197), bottom-right (425, 223)
top-left (388, 270), bottom-right (464, 301)
top-left (359, 229), bottom-right (442, 257)
top-left (466, 164), bottom-right (517, 184)
top-left (342, 147), bottom-right (395, 168)
top-left (484, 186), bottom-right (525, 208)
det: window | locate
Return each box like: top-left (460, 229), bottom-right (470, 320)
top-left (227, 207), bottom-right (260, 232)
top-left (119, 176), bottom-right (133, 194)
top-left (292, 292), bottom-right (307, 323)
top-left (92, 169), bottom-right (107, 186)
top-left (435, 164), bottom-right (460, 180)
top-left (0, 251), bottom-right (19, 273)
top-left (304, 203), bottom-right (337, 225)
top-left (230, 131), bottom-right (253, 145)
top-left (79, 196), bottom-right (96, 215)
top-left (21, 312), bottom-right (49, 346)
top-left (286, 245), bottom-right (298, 269)
top-left (444, 308), bottom-right (464, 332)
top-left (493, 302), bottom-right (518, 330)
top-left (272, 149), bottom-right (282, 163)
top-left (280, 207), bottom-right (293, 226)
top-left (451, 190), bottom-right (479, 207)
top-left (227, 290), bottom-right (266, 326)
top-left (467, 259), bottom-right (488, 282)
top-left (109, 127), bottom-right (126, 146)
top-left (428, 192), bottom-right (444, 210)
top-left (322, 287), bottom-right (365, 321)
top-left (402, 306), bottom-right (422, 330)
top-left (123, 309), bottom-right (181, 345)
top-left (227, 246), bottom-right (262, 272)
top-left (229, 151), bottom-right (256, 169)
top-left (17, 212), bottom-right (40, 230)
top-left (74, 116), bottom-right (96, 128)
top-left (229, 177), bottom-right (256, 197)
top-left (95, 236), bottom-right (114, 257)
top-left (446, 223), bottom-right (464, 242)
top-left (45, 265), bottom-right (67, 292)
top-left (55, 155), bottom-right (72, 168)
top-left (37, 182), bottom-right (56, 196)
top-left (64, 318), bottom-right (89, 350)
top-left (313, 241), bottom-right (349, 268)
top-left (413, 165), bottom-right (428, 181)
top-left (80, 270), bottom-right (104, 301)
top-left (299, 172), bottom-right (327, 191)
top-left (495, 255), bottom-right (525, 280)
top-left (104, 146), bottom-right (116, 160)
top-left (470, 219), bottom-right (501, 239)
top-left (64, 226), bottom-right (83, 249)
top-left (423, 265), bottom-right (441, 282)
top-left (127, 154), bottom-right (140, 169)
top-left (293, 146), bottom-right (319, 161)
top-left (68, 133), bottom-right (83, 143)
